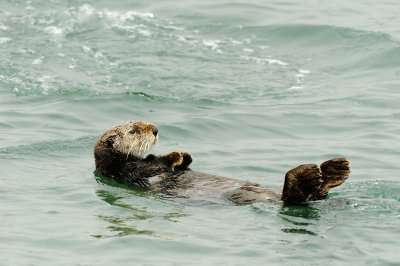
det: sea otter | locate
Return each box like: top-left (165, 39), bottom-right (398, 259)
top-left (94, 121), bottom-right (350, 204)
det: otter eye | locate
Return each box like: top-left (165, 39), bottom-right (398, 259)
top-left (129, 130), bottom-right (136, 134)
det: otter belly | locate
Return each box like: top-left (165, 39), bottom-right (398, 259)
top-left (148, 170), bottom-right (281, 204)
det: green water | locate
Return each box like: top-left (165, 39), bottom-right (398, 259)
top-left (1, 0), bottom-right (399, 265)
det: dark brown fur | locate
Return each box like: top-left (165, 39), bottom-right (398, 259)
top-left (94, 121), bottom-right (350, 205)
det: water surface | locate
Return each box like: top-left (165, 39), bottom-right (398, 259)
top-left (1, 0), bottom-right (399, 265)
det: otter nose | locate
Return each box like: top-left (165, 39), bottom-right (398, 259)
top-left (153, 126), bottom-right (158, 137)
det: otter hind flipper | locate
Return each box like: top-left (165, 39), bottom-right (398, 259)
top-left (313, 158), bottom-right (350, 200)
top-left (281, 158), bottom-right (350, 204)
top-left (281, 164), bottom-right (323, 204)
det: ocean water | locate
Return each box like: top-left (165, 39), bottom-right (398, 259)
top-left (1, 0), bottom-right (399, 265)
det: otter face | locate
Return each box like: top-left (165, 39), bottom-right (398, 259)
top-left (105, 121), bottom-right (159, 158)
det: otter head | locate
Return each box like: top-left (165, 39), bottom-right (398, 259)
top-left (101, 121), bottom-right (159, 158)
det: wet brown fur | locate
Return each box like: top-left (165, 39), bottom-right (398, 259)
top-left (94, 121), bottom-right (350, 205)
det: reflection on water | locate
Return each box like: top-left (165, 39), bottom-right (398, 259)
top-left (278, 197), bottom-right (353, 236)
top-left (94, 171), bottom-right (143, 191)
top-left (278, 203), bottom-right (321, 236)
top-left (281, 228), bottom-right (318, 236)
top-left (94, 189), bottom-right (157, 238)
top-left (96, 190), bottom-right (153, 218)
top-left (94, 173), bottom-right (187, 238)
top-left (279, 204), bottom-right (321, 221)
top-left (93, 214), bottom-right (155, 238)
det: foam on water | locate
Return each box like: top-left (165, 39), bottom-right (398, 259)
top-left (0, 37), bottom-right (12, 44)
top-left (0, 3), bottom-right (306, 99)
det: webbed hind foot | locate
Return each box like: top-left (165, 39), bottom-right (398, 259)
top-left (281, 164), bottom-right (323, 204)
top-left (314, 158), bottom-right (350, 200)
top-left (281, 158), bottom-right (350, 204)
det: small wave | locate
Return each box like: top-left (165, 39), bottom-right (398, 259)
top-left (0, 37), bottom-right (12, 44)
top-left (289, 69), bottom-right (311, 90)
top-left (44, 26), bottom-right (64, 36)
top-left (240, 55), bottom-right (288, 66)
top-left (202, 39), bottom-right (220, 50)
top-left (124, 91), bottom-right (227, 106)
top-left (0, 136), bottom-right (97, 160)
top-left (344, 180), bottom-right (400, 201)
top-left (3, 73), bottom-right (96, 96)
top-left (0, 24), bottom-right (9, 31)
top-left (126, 91), bottom-right (163, 101)
top-left (263, 24), bottom-right (396, 44)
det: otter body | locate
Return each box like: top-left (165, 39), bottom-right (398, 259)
top-left (147, 171), bottom-right (281, 204)
top-left (94, 121), bottom-right (350, 205)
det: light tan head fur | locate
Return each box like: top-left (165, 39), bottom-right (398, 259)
top-left (97, 121), bottom-right (158, 158)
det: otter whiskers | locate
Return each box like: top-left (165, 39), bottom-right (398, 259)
top-left (125, 138), bottom-right (153, 159)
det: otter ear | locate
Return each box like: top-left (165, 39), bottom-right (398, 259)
top-left (107, 135), bottom-right (116, 147)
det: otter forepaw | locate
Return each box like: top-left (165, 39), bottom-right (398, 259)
top-left (165, 152), bottom-right (184, 171)
top-left (175, 152), bottom-right (193, 171)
